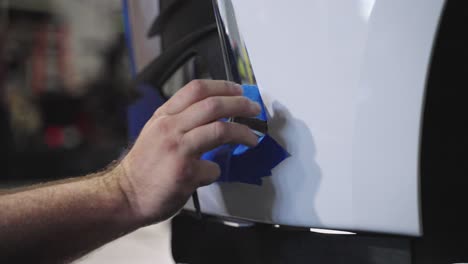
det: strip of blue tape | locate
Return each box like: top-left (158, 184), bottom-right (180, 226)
top-left (202, 85), bottom-right (290, 185)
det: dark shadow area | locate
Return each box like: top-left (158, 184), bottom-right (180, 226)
top-left (268, 101), bottom-right (322, 225)
top-left (172, 213), bottom-right (411, 264)
top-left (218, 178), bottom-right (277, 222)
top-left (412, 1), bottom-right (468, 263)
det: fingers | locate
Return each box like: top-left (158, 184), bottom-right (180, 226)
top-left (176, 96), bottom-right (261, 132)
top-left (154, 80), bottom-right (243, 117)
top-left (182, 121), bottom-right (258, 156)
top-left (192, 160), bottom-right (221, 186)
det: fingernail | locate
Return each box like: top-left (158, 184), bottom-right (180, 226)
top-left (251, 102), bottom-right (261, 113)
top-left (230, 82), bottom-right (243, 94)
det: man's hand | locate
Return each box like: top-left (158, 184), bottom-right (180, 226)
top-left (0, 79), bottom-right (260, 263)
top-left (116, 80), bottom-right (261, 225)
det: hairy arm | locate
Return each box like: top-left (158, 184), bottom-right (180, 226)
top-left (0, 166), bottom-right (137, 263)
top-left (0, 80), bottom-right (260, 263)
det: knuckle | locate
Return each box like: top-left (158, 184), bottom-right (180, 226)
top-left (152, 108), bottom-right (164, 119)
top-left (154, 117), bottom-right (172, 134)
top-left (203, 97), bottom-right (222, 113)
top-left (187, 80), bottom-right (206, 97)
top-left (179, 133), bottom-right (194, 153)
top-left (163, 136), bottom-right (180, 153)
top-left (213, 121), bottom-right (229, 143)
top-left (154, 116), bottom-right (183, 137)
top-left (154, 118), bottom-right (183, 152)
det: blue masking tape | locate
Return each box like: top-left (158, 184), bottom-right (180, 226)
top-left (202, 85), bottom-right (290, 185)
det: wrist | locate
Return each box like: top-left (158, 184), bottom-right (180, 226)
top-left (101, 164), bottom-right (145, 230)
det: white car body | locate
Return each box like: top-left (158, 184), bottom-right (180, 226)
top-left (128, 0), bottom-right (446, 236)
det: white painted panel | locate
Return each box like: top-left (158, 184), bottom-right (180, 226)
top-left (350, 0), bottom-right (444, 235)
top-left (197, 0), bottom-right (445, 236)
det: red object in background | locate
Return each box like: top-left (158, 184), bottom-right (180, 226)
top-left (45, 126), bottom-right (64, 148)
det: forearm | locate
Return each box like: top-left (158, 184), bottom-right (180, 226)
top-left (0, 165), bottom-right (139, 263)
